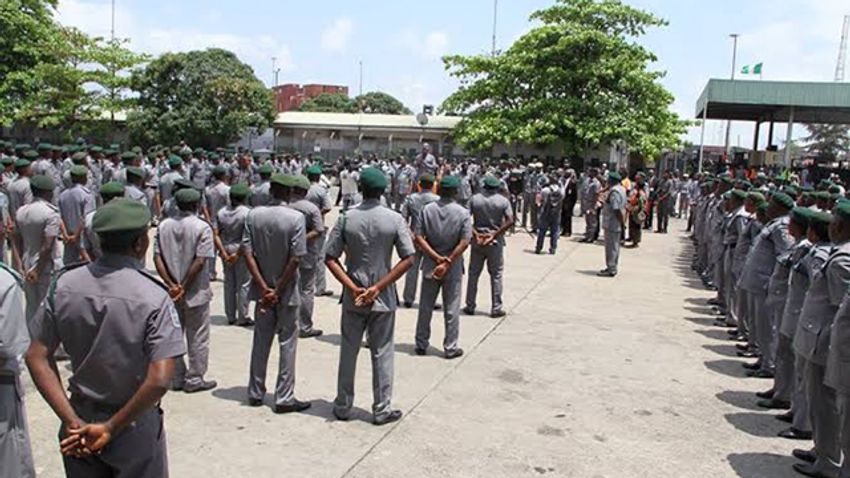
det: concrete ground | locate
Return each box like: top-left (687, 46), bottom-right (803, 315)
top-left (23, 213), bottom-right (805, 478)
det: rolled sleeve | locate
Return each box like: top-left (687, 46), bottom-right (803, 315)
top-left (291, 216), bottom-right (307, 258)
top-left (28, 293), bottom-right (59, 352)
top-left (45, 211), bottom-right (60, 237)
top-left (145, 299), bottom-right (187, 362)
top-left (325, 215), bottom-right (345, 259)
top-left (395, 216), bottom-right (416, 259)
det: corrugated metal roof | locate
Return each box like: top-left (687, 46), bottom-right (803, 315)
top-left (695, 79), bottom-right (850, 123)
top-left (274, 111), bottom-right (462, 132)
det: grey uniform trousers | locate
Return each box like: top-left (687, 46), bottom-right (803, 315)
top-left (63, 243), bottom-right (84, 266)
top-left (403, 252), bottom-right (423, 305)
top-left (23, 277), bottom-right (50, 321)
top-left (584, 212), bottom-right (598, 241)
top-left (0, 376), bottom-right (34, 478)
top-left (174, 303), bottom-right (211, 388)
top-left (736, 289), bottom-right (752, 343)
top-left (298, 266), bottom-right (317, 333)
top-left (749, 293), bottom-right (769, 359)
top-left (465, 243), bottom-right (504, 314)
top-left (334, 309), bottom-right (395, 421)
top-left (249, 303), bottom-right (298, 406)
top-left (416, 276), bottom-right (462, 352)
top-left (792, 353), bottom-right (812, 432)
top-left (804, 360), bottom-right (840, 474)
top-left (62, 404), bottom-right (167, 478)
top-left (603, 228), bottom-right (621, 275)
top-left (314, 233), bottom-right (328, 294)
top-left (774, 334), bottom-right (795, 402)
top-left (522, 192), bottom-right (538, 231)
top-left (222, 257), bottom-right (250, 324)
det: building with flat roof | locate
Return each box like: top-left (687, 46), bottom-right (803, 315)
top-left (272, 84), bottom-right (349, 112)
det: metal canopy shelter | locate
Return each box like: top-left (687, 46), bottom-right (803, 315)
top-left (694, 79), bottom-right (850, 170)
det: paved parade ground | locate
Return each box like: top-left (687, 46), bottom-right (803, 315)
top-left (23, 216), bottom-right (803, 478)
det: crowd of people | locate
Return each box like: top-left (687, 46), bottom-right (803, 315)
top-left (690, 170), bottom-right (850, 478)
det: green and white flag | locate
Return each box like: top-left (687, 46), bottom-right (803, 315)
top-left (753, 62), bottom-right (763, 74)
top-left (741, 63), bottom-right (764, 75)
top-left (741, 65), bottom-right (750, 74)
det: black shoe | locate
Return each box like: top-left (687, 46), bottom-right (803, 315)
top-left (373, 410), bottom-right (403, 426)
top-left (490, 310), bottom-right (507, 318)
top-left (549, 250), bottom-right (556, 255)
top-left (184, 380), bottom-right (218, 394)
top-left (171, 382), bottom-right (185, 392)
top-left (236, 318), bottom-right (255, 327)
top-left (597, 270), bottom-right (616, 278)
top-left (535, 249), bottom-right (543, 255)
top-left (775, 411), bottom-right (794, 423)
top-left (247, 398), bottom-right (263, 407)
top-left (755, 389), bottom-right (775, 399)
top-left (445, 348), bottom-right (464, 360)
top-left (316, 290), bottom-right (334, 297)
top-left (299, 329), bottom-right (323, 338)
top-left (737, 350), bottom-right (759, 358)
top-left (462, 307), bottom-right (475, 315)
top-left (273, 400), bottom-right (311, 414)
top-left (414, 347), bottom-right (427, 356)
top-left (707, 298), bottom-right (721, 306)
top-left (742, 361), bottom-right (761, 370)
top-left (747, 369), bottom-right (775, 379)
top-left (792, 463), bottom-right (830, 478)
top-left (736, 343), bottom-right (751, 351)
top-left (779, 428), bottom-right (813, 440)
top-left (714, 321), bottom-right (736, 329)
top-left (434, 304), bottom-right (442, 310)
top-left (758, 398), bottom-right (790, 410)
top-left (792, 449), bottom-right (816, 463)
top-left (403, 302), bottom-right (413, 308)
top-left (332, 410), bottom-right (350, 421)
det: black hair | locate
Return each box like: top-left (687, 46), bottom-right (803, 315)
top-left (362, 187), bottom-right (384, 199)
top-left (178, 200), bottom-right (198, 212)
top-left (810, 220), bottom-right (830, 242)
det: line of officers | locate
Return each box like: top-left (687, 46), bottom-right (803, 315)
top-left (692, 173), bottom-right (850, 478)
top-left (0, 149), bottom-right (517, 476)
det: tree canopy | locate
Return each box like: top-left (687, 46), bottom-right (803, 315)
top-left (440, 0), bottom-right (687, 159)
top-left (298, 91), bottom-right (412, 115)
top-left (128, 48), bottom-right (275, 148)
top-left (803, 124), bottom-right (850, 162)
top-left (298, 93), bottom-right (357, 113)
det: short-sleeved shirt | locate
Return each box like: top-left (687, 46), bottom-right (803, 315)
top-left (158, 170), bottom-right (184, 202)
top-left (15, 198), bottom-right (61, 277)
top-left (155, 212), bottom-right (215, 308)
top-left (58, 184), bottom-right (95, 235)
top-left (216, 205), bottom-right (251, 254)
top-left (287, 198), bottom-right (325, 268)
top-left (7, 177), bottom-right (33, 218)
top-left (125, 184), bottom-right (149, 207)
top-left (242, 203), bottom-right (306, 306)
top-left (306, 183), bottom-right (332, 213)
top-left (603, 185), bottom-right (626, 232)
top-left (250, 181), bottom-right (271, 207)
top-left (205, 181), bottom-right (230, 227)
top-left (325, 198), bottom-right (415, 312)
top-left (0, 265), bottom-right (27, 375)
top-left (415, 198), bottom-right (472, 280)
top-left (81, 210), bottom-right (101, 260)
top-left (401, 191), bottom-right (439, 231)
top-left (468, 191), bottom-right (513, 245)
top-left (28, 254), bottom-right (186, 406)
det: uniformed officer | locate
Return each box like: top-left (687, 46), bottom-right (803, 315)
top-left (401, 174), bottom-right (440, 307)
top-left (82, 182), bottom-right (126, 262)
top-left (598, 171), bottom-right (626, 277)
top-left (214, 183), bottom-right (253, 327)
top-left (287, 175), bottom-right (325, 338)
top-left (325, 167), bottom-right (415, 425)
top-left (413, 175), bottom-right (471, 359)
top-left (8, 155), bottom-right (35, 220)
top-left (791, 204), bottom-right (850, 478)
top-left (154, 187), bottom-right (217, 393)
top-left (205, 166), bottom-right (230, 282)
top-left (242, 174), bottom-right (310, 413)
top-left (305, 164), bottom-right (333, 297)
top-left (14, 175), bottom-right (61, 319)
top-left (26, 199), bottom-right (185, 477)
top-left (158, 155), bottom-right (185, 205)
top-left (0, 260), bottom-right (34, 478)
top-left (580, 168), bottom-right (601, 243)
top-left (124, 167), bottom-right (149, 207)
top-left (535, 174), bottom-right (565, 255)
top-left (250, 164), bottom-right (273, 207)
top-left (463, 175), bottom-right (514, 317)
top-left (58, 166), bottom-right (95, 265)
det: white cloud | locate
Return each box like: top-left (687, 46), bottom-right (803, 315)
top-left (56, 0), bottom-right (135, 39)
top-left (320, 18), bottom-right (353, 53)
top-left (397, 28), bottom-right (451, 61)
top-left (423, 32), bottom-right (449, 59)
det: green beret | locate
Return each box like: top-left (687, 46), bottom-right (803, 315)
top-left (730, 189), bottom-right (747, 201)
top-left (212, 165), bottom-right (227, 175)
top-left (258, 164), bottom-right (274, 175)
top-left (757, 202), bottom-right (769, 213)
top-left (37, 143), bottom-right (52, 151)
top-left (14, 159), bottom-right (31, 169)
top-left (270, 174), bottom-right (292, 188)
top-left (772, 192), bottom-right (795, 209)
top-left (14, 143), bottom-right (29, 151)
top-left (820, 180), bottom-right (834, 188)
top-left (0, 157), bottom-right (14, 166)
top-left (126, 166), bottom-right (145, 179)
top-left (175, 187), bottom-right (201, 204)
top-left (814, 191), bottom-right (831, 201)
top-left (359, 167), bottom-right (388, 190)
top-left (30, 174), bottom-right (55, 191)
top-left (722, 191), bottom-right (732, 200)
top-left (835, 202), bottom-right (850, 220)
top-left (89, 145), bottom-right (103, 153)
top-left (701, 180), bottom-right (714, 188)
top-left (720, 176), bottom-right (733, 185)
top-left (131, 146), bottom-right (142, 154)
top-left (483, 175), bottom-right (501, 188)
top-left (71, 151), bottom-right (87, 163)
top-left (746, 192), bottom-right (766, 204)
top-left (783, 186), bottom-right (800, 197)
top-left (829, 185), bottom-right (842, 194)
top-left (168, 155), bottom-right (183, 167)
top-left (179, 148), bottom-right (192, 157)
top-left (440, 175), bottom-right (461, 189)
top-left (207, 152), bottom-right (220, 161)
top-left (811, 211), bottom-right (834, 225)
top-left (104, 149), bottom-right (117, 156)
top-left (120, 151), bottom-right (137, 163)
top-left (193, 147), bottom-right (205, 154)
top-left (288, 175), bottom-right (306, 190)
top-left (100, 181), bottom-right (125, 197)
top-left (608, 171), bottom-right (622, 182)
top-left (52, 145), bottom-right (63, 152)
top-left (416, 174), bottom-right (434, 185)
top-left (174, 177), bottom-right (195, 190)
top-left (790, 207), bottom-right (814, 227)
top-left (229, 183), bottom-right (251, 199)
top-left (305, 165), bottom-right (323, 176)
top-left (69, 165), bottom-right (88, 177)
top-left (92, 199), bottom-right (151, 234)
top-left (738, 180), bottom-right (753, 190)
top-left (23, 149), bottom-right (38, 159)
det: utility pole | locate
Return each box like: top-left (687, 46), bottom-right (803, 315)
top-left (110, 0), bottom-right (115, 41)
top-left (491, 0), bottom-right (498, 56)
top-left (836, 15), bottom-right (849, 81)
top-left (724, 33), bottom-right (739, 156)
top-left (271, 57), bottom-right (276, 87)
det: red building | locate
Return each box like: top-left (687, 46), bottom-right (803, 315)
top-left (272, 84), bottom-right (349, 112)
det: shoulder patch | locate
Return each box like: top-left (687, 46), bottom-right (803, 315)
top-left (136, 268), bottom-right (170, 292)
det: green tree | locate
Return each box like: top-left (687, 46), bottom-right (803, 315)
top-left (128, 48), bottom-right (275, 148)
top-left (88, 38), bottom-right (150, 125)
top-left (803, 124), bottom-right (850, 162)
top-left (298, 93), bottom-right (358, 113)
top-left (440, 0), bottom-right (687, 159)
top-left (355, 91), bottom-right (412, 114)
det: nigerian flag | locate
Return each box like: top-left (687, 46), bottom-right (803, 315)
top-left (753, 63), bottom-right (763, 74)
top-left (741, 63), bottom-right (764, 75)
top-left (741, 65), bottom-right (750, 74)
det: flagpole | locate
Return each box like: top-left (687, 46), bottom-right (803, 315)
top-left (725, 33), bottom-right (740, 158)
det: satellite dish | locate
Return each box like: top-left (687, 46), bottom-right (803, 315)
top-left (416, 113), bottom-right (429, 126)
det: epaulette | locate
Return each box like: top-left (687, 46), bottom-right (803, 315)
top-left (47, 262), bottom-right (88, 310)
top-left (136, 268), bottom-right (169, 292)
top-left (0, 261), bottom-right (22, 286)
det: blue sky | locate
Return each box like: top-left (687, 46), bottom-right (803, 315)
top-left (57, 0), bottom-right (849, 146)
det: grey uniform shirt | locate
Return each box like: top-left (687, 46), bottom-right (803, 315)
top-left (468, 191), bottom-right (513, 245)
top-left (0, 265), bottom-right (27, 375)
top-left (581, 178), bottom-right (600, 212)
top-left (216, 205), bottom-right (251, 255)
top-left (205, 182), bottom-right (230, 227)
top-left (28, 255), bottom-right (186, 406)
top-left (287, 198), bottom-right (325, 268)
top-left (740, 215), bottom-right (794, 294)
top-left (415, 198), bottom-right (472, 279)
top-left (81, 210), bottom-right (101, 260)
top-left (401, 191), bottom-right (440, 232)
top-left (242, 202), bottom-right (306, 306)
top-left (155, 212), bottom-right (215, 308)
top-left (125, 184), bottom-right (148, 207)
top-left (325, 199), bottom-right (415, 312)
top-left (7, 177), bottom-right (32, 218)
top-left (15, 198), bottom-right (61, 275)
top-left (250, 181), bottom-right (271, 207)
top-left (779, 240), bottom-right (819, 338)
top-left (158, 170), bottom-right (183, 202)
top-left (306, 183), bottom-right (332, 213)
top-left (603, 185), bottom-right (626, 232)
top-left (58, 184), bottom-right (95, 236)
